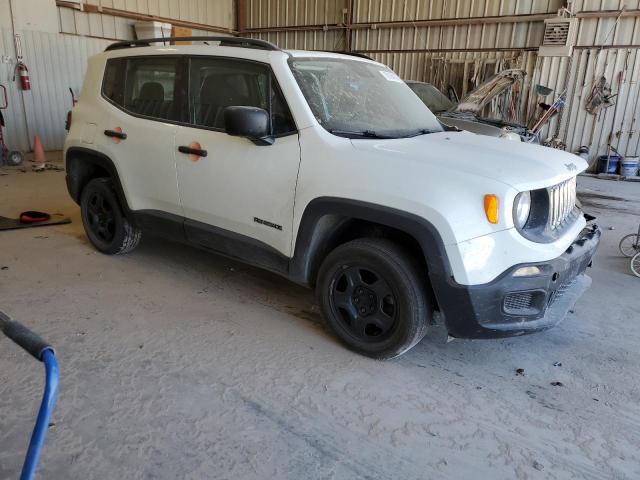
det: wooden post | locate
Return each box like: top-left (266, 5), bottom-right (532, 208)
top-left (236, 0), bottom-right (247, 34)
top-left (345, 0), bottom-right (354, 52)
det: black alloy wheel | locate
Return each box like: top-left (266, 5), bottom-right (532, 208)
top-left (329, 265), bottom-right (398, 342)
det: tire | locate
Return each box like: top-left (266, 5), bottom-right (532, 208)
top-left (80, 178), bottom-right (141, 255)
top-left (631, 252), bottom-right (640, 278)
top-left (316, 238), bottom-right (431, 359)
top-left (7, 150), bottom-right (23, 166)
top-left (619, 234), bottom-right (640, 258)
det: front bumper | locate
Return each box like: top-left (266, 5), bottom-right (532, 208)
top-left (438, 224), bottom-right (601, 338)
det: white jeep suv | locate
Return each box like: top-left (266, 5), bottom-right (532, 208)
top-left (64, 37), bottom-right (600, 359)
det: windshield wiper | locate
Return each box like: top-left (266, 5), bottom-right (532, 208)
top-left (328, 129), bottom-right (393, 139)
top-left (397, 128), bottom-right (440, 138)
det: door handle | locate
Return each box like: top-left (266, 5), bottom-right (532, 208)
top-left (178, 145), bottom-right (208, 157)
top-left (104, 129), bottom-right (127, 140)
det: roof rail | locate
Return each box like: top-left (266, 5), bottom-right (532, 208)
top-left (105, 36), bottom-right (281, 52)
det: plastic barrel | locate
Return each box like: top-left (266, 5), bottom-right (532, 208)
top-left (597, 154), bottom-right (620, 174)
top-left (620, 157), bottom-right (639, 176)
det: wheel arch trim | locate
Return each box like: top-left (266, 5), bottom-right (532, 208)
top-left (289, 197), bottom-right (453, 287)
top-left (65, 146), bottom-right (131, 217)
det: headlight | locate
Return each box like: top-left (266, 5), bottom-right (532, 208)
top-left (513, 191), bottom-right (531, 228)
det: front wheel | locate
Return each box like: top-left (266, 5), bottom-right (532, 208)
top-left (80, 178), bottom-right (141, 255)
top-left (316, 238), bottom-right (431, 359)
top-left (631, 252), bottom-right (640, 278)
top-left (619, 234), bottom-right (640, 257)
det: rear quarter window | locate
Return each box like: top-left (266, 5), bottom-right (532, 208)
top-left (102, 58), bottom-right (125, 106)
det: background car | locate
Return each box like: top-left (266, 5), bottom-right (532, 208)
top-left (406, 69), bottom-right (538, 143)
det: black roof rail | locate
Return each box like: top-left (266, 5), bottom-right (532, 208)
top-left (105, 36), bottom-right (281, 52)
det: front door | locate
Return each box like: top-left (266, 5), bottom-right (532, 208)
top-left (175, 56), bottom-right (300, 261)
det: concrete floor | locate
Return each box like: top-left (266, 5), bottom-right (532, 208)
top-left (1, 158), bottom-right (639, 479)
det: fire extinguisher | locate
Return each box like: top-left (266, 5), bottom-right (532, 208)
top-left (14, 62), bottom-right (30, 91)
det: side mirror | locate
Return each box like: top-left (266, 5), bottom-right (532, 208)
top-left (224, 106), bottom-right (273, 145)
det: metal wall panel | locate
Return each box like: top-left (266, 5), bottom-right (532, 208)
top-left (246, 0), bottom-right (346, 28)
top-left (58, 0), bottom-right (235, 39)
top-left (0, 27), bottom-right (109, 151)
top-left (246, 0), bottom-right (639, 159)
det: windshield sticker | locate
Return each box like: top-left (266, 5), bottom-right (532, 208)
top-left (379, 70), bottom-right (402, 82)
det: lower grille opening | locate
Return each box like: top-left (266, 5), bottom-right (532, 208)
top-left (503, 291), bottom-right (546, 316)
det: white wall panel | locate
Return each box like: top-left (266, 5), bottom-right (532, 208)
top-left (0, 27), bottom-right (109, 151)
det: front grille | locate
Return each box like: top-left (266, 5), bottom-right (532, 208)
top-left (548, 177), bottom-right (577, 230)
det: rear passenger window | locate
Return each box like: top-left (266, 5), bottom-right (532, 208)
top-left (189, 57), bottom-right (296, 135)
top-left (123, 57), bottom-right (183, 121)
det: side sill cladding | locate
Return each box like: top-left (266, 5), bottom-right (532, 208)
top-left (288, 197), bottom-right (453, 286)
top-left (65, 147), bottom-right (131, 216)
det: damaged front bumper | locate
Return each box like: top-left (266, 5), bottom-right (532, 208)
top-left (439, 224), bottom-right (601, 339)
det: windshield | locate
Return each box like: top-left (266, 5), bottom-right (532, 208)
top-left (290, 58), bottom-right (443, 138)
top-left (406, 82), bottom-right (455, 113)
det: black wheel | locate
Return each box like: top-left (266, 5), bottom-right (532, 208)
top-left (80, 178), bottom-right (141, 254)
top-left (7, 150), bottom-right (23, 166)
top-left (316, 238), bottom-right (431, 359)
top-left (619, 234), bottom-right (640, 258)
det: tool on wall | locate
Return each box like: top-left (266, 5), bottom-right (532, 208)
top-left (0, 84), bottom-right (24, 166)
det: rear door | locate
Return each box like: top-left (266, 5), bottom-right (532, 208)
top-left (100, 56), bottom-right (187, 216)
top-left (174, 56), bottom-right (300, 260)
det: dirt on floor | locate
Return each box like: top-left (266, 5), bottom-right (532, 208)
top-left (1, 157), bottom-right (639, 479)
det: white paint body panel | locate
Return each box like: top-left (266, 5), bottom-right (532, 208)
top-left (65, 44), bottom-right (588, 287)
top-left (175, 127), bottom-right (300, 255)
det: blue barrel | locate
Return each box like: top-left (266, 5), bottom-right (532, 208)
top-left (620, 157), bottom-right (639, 176)
top-left (597, 154), bottom-right (620, 174)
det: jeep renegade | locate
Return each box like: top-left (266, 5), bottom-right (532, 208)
top-left (64, 37), bottom-right (601, 359)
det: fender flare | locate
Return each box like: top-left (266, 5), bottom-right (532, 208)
top-left (65, 146), bottom-right (131, 216)
top-left (288, 197), bottom-right (453, 287)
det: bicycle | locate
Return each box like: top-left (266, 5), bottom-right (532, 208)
top-left (619, 223), bottom-right (640, 257)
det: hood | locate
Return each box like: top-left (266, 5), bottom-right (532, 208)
top-left (454, 69), bottom-right (526, 114)
top-left (351, 131), bottom-right (586, 191)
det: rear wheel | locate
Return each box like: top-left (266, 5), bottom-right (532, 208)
top-left (619, 234), bottom-right (640, 257)
top-left (316, 238), bottom-right (430, 359)
top-left (80, 178), bottom-right (141, 254)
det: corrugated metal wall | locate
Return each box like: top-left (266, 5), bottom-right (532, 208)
top-left (58, 0), bottom-right (235, 39)
top-left (1, 0), bottom-right (235, 151)
top-left (245, 0), bottom-right (640, 161)
top-left (1, 28), bottom-right (109, 151)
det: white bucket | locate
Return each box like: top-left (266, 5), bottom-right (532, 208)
top-left (620, 157), bottom-right (639, 177)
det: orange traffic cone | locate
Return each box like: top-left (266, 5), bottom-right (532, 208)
top-left (32, 135), bottom-right (46, 170)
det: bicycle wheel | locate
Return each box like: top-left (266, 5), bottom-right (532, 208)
top-left (631, 253), bottom-right (640, 278)
top-left (619, 234), bottom-right (640, 257)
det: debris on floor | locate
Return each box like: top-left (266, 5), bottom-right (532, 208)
top-left (0, 212), bottom-right (71, 231)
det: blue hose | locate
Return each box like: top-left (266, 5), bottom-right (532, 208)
top-left (19, 349), bottom-right (59, 480)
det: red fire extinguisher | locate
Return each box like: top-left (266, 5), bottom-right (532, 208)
top-left (14, 62), bottom-right (30, 91)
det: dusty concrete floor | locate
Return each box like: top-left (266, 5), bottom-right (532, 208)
top-left (1, 157), bottom-right (639, 479)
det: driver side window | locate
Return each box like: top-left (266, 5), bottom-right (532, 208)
top-left (188, 58), bottom-right (296, 135)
